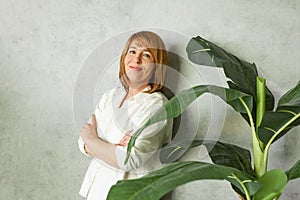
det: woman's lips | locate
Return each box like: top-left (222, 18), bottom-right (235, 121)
top-left (129, 66), bottom-right (142, 71)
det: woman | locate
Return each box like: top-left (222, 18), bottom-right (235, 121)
top-left (78, 31), bottom-right (173, 200)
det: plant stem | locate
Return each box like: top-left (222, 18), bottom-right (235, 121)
top-left (239, 97), bottom-right (265, 177)
top-left (254, 77), bottom-right (269, 177)
top-left (256, 77), bottom-right (266, 150)
top-left (276, 193), bottom-right (282, 200)
top-left (230, 173), bottom-right (251, 200)
top-left (263, 113), bottom-right (300, 170)
top-left (256, 77), bottom-right (265, 127)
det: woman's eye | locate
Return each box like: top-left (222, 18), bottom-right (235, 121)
top-left (128, 50), bottom-right (136, 54)
top-left (143, 53), bottom-right (151, 58)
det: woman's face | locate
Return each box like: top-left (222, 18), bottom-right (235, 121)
top-left (124, 40), bottom-right (155, 88)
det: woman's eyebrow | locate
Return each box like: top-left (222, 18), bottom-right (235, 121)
top-left (129, 46), bottom-right (150, 51)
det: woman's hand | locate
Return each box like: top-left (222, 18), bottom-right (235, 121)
top-left (80, 114), bottom-right (98, 144)
top-left (118, 130), bottom-right (133, 146)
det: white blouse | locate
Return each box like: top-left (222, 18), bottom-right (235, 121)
top-left (78, 86), bottom-right (173, 200)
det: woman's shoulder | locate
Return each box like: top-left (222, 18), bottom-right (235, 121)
top-left (139, 91), bottom-right (168, 105)
top-left (150, 91), bottom-right (168, 101)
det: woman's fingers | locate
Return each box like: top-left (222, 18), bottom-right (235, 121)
top-left (119, 131), bottom-right (133, 146)
top-left (84, 123), bottom-right (90, 128)
top-left (119, 137), bottom-right (128, 146)
top-left (80, 120), bottom-right (98, 143)
top-left (90, 114), bottom-right (97, 127)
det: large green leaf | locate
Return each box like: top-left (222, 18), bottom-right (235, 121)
top-left (253, 169), bottom-right (288, 200)
top-left (286, 160), bottom-right (300, 180)
top-left (159, 140), bottom-right (257, 199)
top-left (258, 81), bottom-right (300, 144)
top-left (125, 85), bottom-right (253, 163)
top-left (107, 161), bottom-right (259, 200)
top-left (278, 81), bottom-right (300, 108)
top-left (205, 141), bottom-right (255, 177)
top-left (186, 36), bottom-right (275, 125)
top-left (160, 140), bottom-right (255, 177)
top-left (159, 140), bottom-right (202, 164)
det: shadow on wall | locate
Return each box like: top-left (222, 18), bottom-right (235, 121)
top-left (162, 51), bottom-right (183, 139)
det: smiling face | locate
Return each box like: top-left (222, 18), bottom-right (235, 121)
top-left (119, 31), bottom-right (168, 93)
top-left (124, 40), bottom-right (155, 88)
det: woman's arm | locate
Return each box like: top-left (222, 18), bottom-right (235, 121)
top-left (80, 91), bottom-right (172, 171)
top-left (115, 118), bottom-right (172, 171)
top-left (80, 114), bottom-right (120, 169)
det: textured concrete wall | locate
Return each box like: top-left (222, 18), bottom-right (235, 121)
top-left (0, 0), bottom-right (299, 199)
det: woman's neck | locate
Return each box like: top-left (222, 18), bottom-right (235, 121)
top-left (127, 84), bottom-right (149, 98)
top-left (119, 84), bottom-right (149, 108)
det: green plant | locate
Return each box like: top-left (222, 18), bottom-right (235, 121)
top-left (107, 36), bottom-right (300, 200)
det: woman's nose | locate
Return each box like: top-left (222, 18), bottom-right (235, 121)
top-left (134, 53), bottom-right (142, 63)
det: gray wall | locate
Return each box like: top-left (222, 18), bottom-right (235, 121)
top-left (1, 0), bottom-right (299, 199)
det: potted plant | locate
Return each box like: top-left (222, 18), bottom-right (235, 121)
top-left (107, 35), bottom-right (300, 200)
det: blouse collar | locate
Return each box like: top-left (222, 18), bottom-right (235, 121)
top-left (122, 85), bottom-right (151, 103)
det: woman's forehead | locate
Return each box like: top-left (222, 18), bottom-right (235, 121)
top-left (129, 39), bottom-right (153, 49)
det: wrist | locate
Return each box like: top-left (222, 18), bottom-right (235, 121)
top-left (83, 144), bottom-right (88, 154)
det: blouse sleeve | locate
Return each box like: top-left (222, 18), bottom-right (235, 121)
top-left (115, 93), bottom-right (173, 171)
top-left (77, 89), bottom-right (112, 156)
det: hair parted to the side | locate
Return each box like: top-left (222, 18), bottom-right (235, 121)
top-left (119, 31), bottom-right (168, 93)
